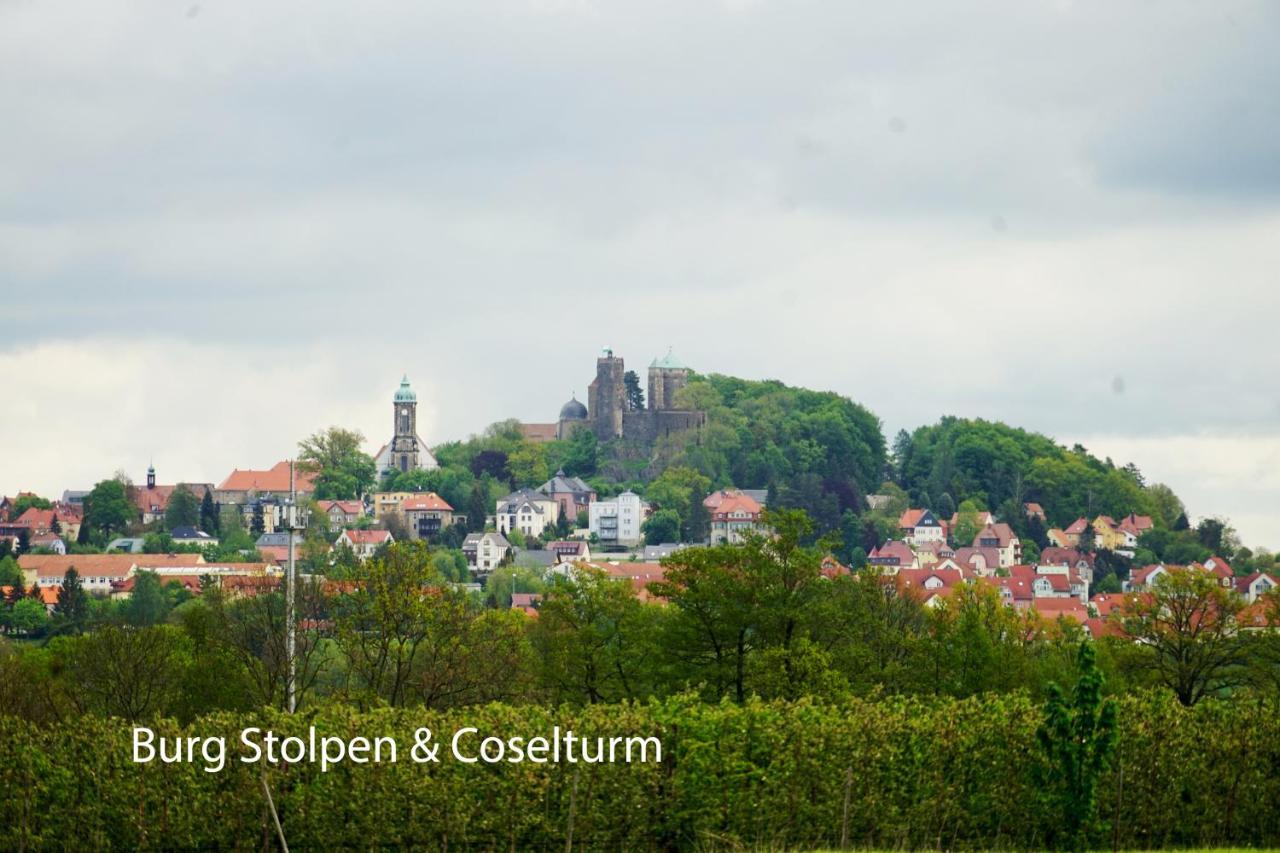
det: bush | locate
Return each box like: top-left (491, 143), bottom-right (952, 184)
top-left (2, 692), bottom-right (1280, 849)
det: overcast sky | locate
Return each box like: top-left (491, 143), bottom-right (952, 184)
top-left (2, 1), bottom-right (1278, 548)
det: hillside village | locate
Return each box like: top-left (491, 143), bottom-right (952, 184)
top-left (2, 354), bottom-right (1277, 642)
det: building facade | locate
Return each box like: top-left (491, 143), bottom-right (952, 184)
top-left (589, 491), bottom-right (647, 548)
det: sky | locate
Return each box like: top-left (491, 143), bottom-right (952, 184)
top-left (1, 1), bottom-right (1278, 548)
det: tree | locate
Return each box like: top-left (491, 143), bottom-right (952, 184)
top-left (506, 442), bottom-right (549, 487)
top-left (561, 427), bottom-right (599, 477)
top-left (84, 478), bottom-right (134, 538)
top-left (950, 500), bottom-right (983, 548)
top-left (642, 509), bottom-right (681, 545)
top-left (199, 490), bottom-right (221, 536)
top-left (9, 597), bottom-right (48, 634)
top-left (531, 568), bottom-right (659, 704)
top-left (164, 486), bottom-right (200, 530)
top-left (8, 494), bottom-right (51, 521)
top-left (1119, 569), bottom-right (1247, 705)
top-left (15, 529), bottom-right (30, 556)
top-left (298, 427), bottom-right (377, 500)
top-left (53, 568), bottom-right (89, 633)
top-left (250, 504), bottom-right (265, 535)
top-left (644, 466), bottom-right (712, 542)
top-left (61, 625), bottom-right (192, 721)
top-left (1035, 642), bottom-right (1117, 850)
top-left (623, 370), bottom-right (645, 411)
top-left (126, 570), bottom-right (170, 627)
top-left (334, 541), bottom-right (439, 707)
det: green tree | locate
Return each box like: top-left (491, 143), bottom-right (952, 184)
top-left (9, 597), bottom-right (48, 635)
top-left (53, 567), bottom-right (89, 633)
top-left (199, 490), bottom-right (221, 536)
top-left (645, 466), bottom-right (712, 541)
top-left (561, 426), bottom-right (599, 477)
top-left (164, 486), bottom-right (200, 530)
top-left (8, 494), bottom-right (51, 521)
top-left (298, 427), bottom-right (378, 499)
top-left (623, 370), bottom-right (645, 411)
top-left (531, 568), bottom-right (659, 704)
top-left (506, 442), bottom-right (549, 487)
top-left (642, 509), bottom-right (681, 545)
top-left (16, 529), bottom-right (30, 556)
top-left (126, 570), bottom-right (171, 627)
top-left (84, 478), bottom-right (134, 537)
top-left (1035, 642), bottom-right (1117, 850)
top-left (1119, 568), bottom-right (1247, 705)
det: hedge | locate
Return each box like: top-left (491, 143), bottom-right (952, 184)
top-left (3, 692), bottom-right (1280, 849)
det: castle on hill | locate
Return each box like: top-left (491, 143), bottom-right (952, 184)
top-left (523, 348), bottom-right (706, 445)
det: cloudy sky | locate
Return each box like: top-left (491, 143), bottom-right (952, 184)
top-left (2, 1), bottom-right (1278, 547)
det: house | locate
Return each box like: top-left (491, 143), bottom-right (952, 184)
top-left (894, 567), bottom-right (969, 607)
top-left (18, 553), bottom-right (206, 597)
top-left (1090, 516), bottom-right (1130, 552)
top-left (30, 533), bottom-right (66, 554)
top-left (1028, 597), bottom-right (1090, 624)
top-left (539, 471), bottom-right (597, 526)
top-left (463, 532), bottom-right (510, 573)
top-left (216, 461), bottom-right (317, 505)
top-left (401, 492), bottom-right (456, 539)
top-left (170, 526), bottom-right (217, 548)
top-left (589, 491), bottom-right (648, 548)
top-left (1117, 513), bottom-right (1154, 541)
top-left (972, 523), bottom-right (1021, 568)
top-left (334, 529), bottom-right (392, 561)
top-left (511, 593), bottom-right (543, 616)
top-left (131, 466), bottom-right (213, 525)
top-left (705, 490), bottom-right (764, 545)
top-left (867, 540), bottom-right (919, 570)
top-left (1237, 572), bottom-right (1279, 603)
top-left (1039, 547), bottom-right (1095, 585)
top-left (318, 500), bottom-right (364, 528)
top-left (1046, 528), bottom-right (1072, 548)
top-left (953, 546), bottom-right (1004, 576)
top-left (497, 488), bottom-right (560, 539)
top-left (548, 540), bottom-right (591, 562)
top-left (1062, 518), bottom-right (1090, 547)
top-left (898, 508), bottom-right (946, 547)
top-left (370, 491), bottom-right (414, 522)
top-left (1023, 502), bottom-right (1047, 521)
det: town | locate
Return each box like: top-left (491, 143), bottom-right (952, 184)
top-left (2, 350), bottom-right (1276, 652)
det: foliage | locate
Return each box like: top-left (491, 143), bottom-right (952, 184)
top-left (84, 478), bottom-right (135, 538)
top-left (3, 693), bottom-right (1280, 849)
top-left (895, 417), bottom-right (1171, 529)
top-left (163, 486), bottom-right (200, 531)
top-left (1035, 642), bottom-right (1117, 849)
top-left (298, 427), bottom-right (378, 499)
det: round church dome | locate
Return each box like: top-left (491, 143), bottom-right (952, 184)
top-left (394, 375), bottom-right (417, 403)
top-left (559, 397), bottom-right (588, 420)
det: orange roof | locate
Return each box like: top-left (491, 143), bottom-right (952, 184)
top-left (18, 553), bottom-right (204, 579)
top-left (218, 461), bottom-right (317, 493)
top-left (15, 507), bottom-right (55, 528)
top-left (709, 492), bottom-right (762, 520)
top-left (318, 500), bottom-right (363, 515)
top-left (898, 508), bottom-right (926, 529)
top-left (338, 529), bottom-right (393, 545)
top-left (402, 492), bottom-right (453, 512)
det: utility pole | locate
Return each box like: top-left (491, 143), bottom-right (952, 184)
top-left (286, 460), bottom-right (297, 714)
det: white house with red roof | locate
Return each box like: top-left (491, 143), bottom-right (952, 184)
top-left (704, 489), bottom-right (765, 545)
top-left (334, 528), bottom-right (393, 561)
top-left (898, 508), bottom-right (946, 547)
top-left (973, 523), bottom-right (1021, 568)
top-left (1236, 571), bottom-right (1278, 603)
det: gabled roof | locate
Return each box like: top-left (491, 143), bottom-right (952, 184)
top-left (318, 500), bottom-right (364, 515)
top-left (218, 462), bottom-right (317, 494)
top-left (1117, 513), bottom-right (1154, 535)
top-left (497, 488), bottom-right (555, 514)
top-left (1065, 518), bottom-right (1090, 535)
top-left (337, 529), bottom-right (392, 546)
top-left (973, 523), bottom-right (1018, 547)
top-left (19, 553), bottom-right (205, 579)
top-left (868, 540), bottom-right (916, 565)
top-left (541, 471), bottom-right (594, 495)
top-left (710, 492), bottom-right (762, 520)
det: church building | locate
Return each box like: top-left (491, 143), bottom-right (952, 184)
top-left (374, 376), bottom-right (439, 477)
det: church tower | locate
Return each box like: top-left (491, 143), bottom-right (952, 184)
top-left (390, 375), bottom-right (419, 474)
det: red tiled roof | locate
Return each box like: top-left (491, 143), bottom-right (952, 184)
top-left (218, 461), bottom-right (317, 493)
top-left (338, 529), bottom-right (393, 545)
top-left (1090, 593), bottom-right (1125, 617)
top-left (1065, 518), bottom-right (1089, 535)
top-left (319, 500), bottom-right (363, 515)
top-left (18, 553), bottom-right (204, 579)
top-left (709, 492), bottom-right (762, 520)
top-left (1029, 598), bottom-right (1089, 619)
top-left (898, 508), bottom-right (926, 529)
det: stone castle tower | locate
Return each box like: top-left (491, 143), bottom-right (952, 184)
top-left (586, 347), bottom-right (627, 440)
top-left (576, 347), bottom-right (703, 444)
